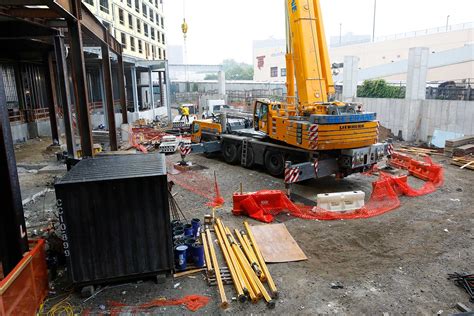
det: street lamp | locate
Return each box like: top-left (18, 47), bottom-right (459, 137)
top-left (372, 0), bottom-right (377, 42)
top-left (339, 23), bottom-right (342, 46)
top-left (446, 15), bottom-right (450, 32)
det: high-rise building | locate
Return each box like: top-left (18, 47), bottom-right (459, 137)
top-left (83, 0), bottom-right (166, 61)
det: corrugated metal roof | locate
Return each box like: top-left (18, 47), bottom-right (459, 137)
top-left (57, 154), bottom-right (167, 184)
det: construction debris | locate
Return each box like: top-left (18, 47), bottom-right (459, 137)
top-left (444, 136), bottom-right (474, 157)
top-left (448, 273), bottom-right (474, 302)
top-left (451, 157), bottom-right (474, 171)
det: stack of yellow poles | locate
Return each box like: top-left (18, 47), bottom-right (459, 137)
top-left (214, 218), bottom-right (277, 309)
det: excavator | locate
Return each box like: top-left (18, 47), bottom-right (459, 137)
top-left (188, 0), bottom-right (393, 183)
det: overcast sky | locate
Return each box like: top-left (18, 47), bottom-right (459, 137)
top-left (164, 0), bottom-right (474, 64)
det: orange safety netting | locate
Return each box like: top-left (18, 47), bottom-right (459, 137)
top-left (168, 170), bottom-right (225, 208)
top-left (108, 295), bottom-right (210, 314)
top-left (233, 155), bottom-right (444, 222)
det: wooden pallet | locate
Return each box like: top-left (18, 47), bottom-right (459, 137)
top-left (451, 156), bottom-right (474, 171)
top-left (398, 146), bottom-right (444, 156)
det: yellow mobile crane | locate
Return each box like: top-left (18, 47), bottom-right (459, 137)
top-left (189, 0), bottom-right (393, 182)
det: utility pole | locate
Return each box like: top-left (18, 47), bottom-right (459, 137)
top-left (372, 0), bottom-right (377, 42)
top-left (339, 23), bottom-right (342, 46)
top-left (446, 15), bottom-right (450, 32)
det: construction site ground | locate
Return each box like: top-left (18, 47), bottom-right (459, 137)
top-left (17, 138), bottom-right (473, 314)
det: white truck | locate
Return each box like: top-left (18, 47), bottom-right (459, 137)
top-left (159, 135), bottom-right (191, 153)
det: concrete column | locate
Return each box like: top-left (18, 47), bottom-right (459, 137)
top-left (148, 68), bottom-right (155, 119)
top-left (98, 67), bottom-right (108, 128)
top-left (164, 61), bottom-right (172, 121)
top-left (406, 47), bottom-right (429, 100)
top-left (131, 66), bottom-right (139, 113)
top-left (218, 71), bottom-right (226, 95)
top-left (342, 56), bottom-right (359, 101)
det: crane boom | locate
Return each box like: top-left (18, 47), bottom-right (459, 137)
top-left (286, 0), bottom-right (334, 105)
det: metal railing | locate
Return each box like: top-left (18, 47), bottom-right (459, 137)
top-left (375, 22), bottom-right (473, 42)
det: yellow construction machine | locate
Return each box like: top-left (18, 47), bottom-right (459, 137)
top-left (188, 0), bottom-right (393, 182)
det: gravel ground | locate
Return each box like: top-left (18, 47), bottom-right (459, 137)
top-left (13, 138), bottom-right (474, 315)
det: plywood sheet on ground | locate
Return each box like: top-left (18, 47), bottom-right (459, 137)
top-left (250, 223), bottom-right (307, 263)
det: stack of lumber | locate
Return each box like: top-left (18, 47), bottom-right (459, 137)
top-left (451, 156), bottom-right (474, 171)
top-left (445, 136), bottom-right (474, 157)
top-left (398, 145), bottom-right (444, 156)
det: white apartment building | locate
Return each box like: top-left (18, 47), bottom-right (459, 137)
top-left (253, 23), bottom-right (473, 82)
top-left (83, 0), bottom-right (166, 61)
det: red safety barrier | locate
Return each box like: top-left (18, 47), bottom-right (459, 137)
top-left (389, 152), bottom-right (412, 169)
top-left (233, 155), bottom-right (443, 222)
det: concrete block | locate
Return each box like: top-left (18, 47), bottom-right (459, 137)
top-left (317, 191), bottom-right (365, 212)
top-left (343, 56), bottom-right (359, 101)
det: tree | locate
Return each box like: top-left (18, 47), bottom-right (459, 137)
top-left (357, 79), bottom-right (405, 98)
top-left (204, 59), bottom-right (254, 81)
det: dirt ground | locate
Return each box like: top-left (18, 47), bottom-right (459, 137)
top-left (14, 138), bottom-right (473, 315)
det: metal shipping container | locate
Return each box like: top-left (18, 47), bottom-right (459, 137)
top-left (54, 154), bottom-right (173, 286)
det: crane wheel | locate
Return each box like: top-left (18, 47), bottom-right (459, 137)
top-left (264, 151), bottom-right (285, 177)
top-left (222, 141), bottom-right (239, 164)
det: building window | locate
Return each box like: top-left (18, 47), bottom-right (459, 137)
top-left (152, 45), bottom-right (156, 59)
top-left (137, 19), bottom-right (141, 33)
top-left (84, 0), bottom-right (94, 5)
top-left (145, 42), bottom-right (150, 58)
top-left (144, 23), bottom-right (148, 37)
top-left (156, 13), bottom-right (160, 27)
top-left (151, 27), bottom-right (155, 40)
top-left (138, 40), bottom-right (143, 53)
top-left (160, 16), bottom-right (164, 29)
top-left (121, 33), bottom-right (127, 49)
top-left (128, 13), bottom-right (133, 29)
top-left (161, 33), bottom-right (165, 45)
top-left (281, 68), bottom-right (286, 77)
top-left (158, 47), bottom-right (162, 59)
top-left (142, 3), bottom-right (147, 18)
top-left (135, 0), bottom-right (139, 12)
top-left (270, 67), bottom-right (278, 78)
top-left (163, 49), bottom-right (166, 59)
top-left (150, 10), bottom-right (154, 22)
top-left (130, 37), bottom-right (135, 51)
top-left (99, 0), bottom-right (109, 13)
top-left (118, 8), bottom-right (124, 24)
top-left (127, 0), bottom-right (131, 7)
top-left (157, 31), bottom-right (161, 43)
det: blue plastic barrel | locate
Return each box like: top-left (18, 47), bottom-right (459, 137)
top-left (191, 243), bottom-right (205, 268)
top-left (185, 238), bottom-right (196, 262)
top-left (184, 224), bottom-right (193, 237)
top-left (174, 244), bottom-right (188, 270)
top-left (191, 218), bottom-right (201, 237)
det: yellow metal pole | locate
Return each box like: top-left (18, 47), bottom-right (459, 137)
top-left (242, 233), bottom-right (267, 282)
top-left (216, 219), bottom-right (257, 302)
top-left (214, 224), bottom-right (246, 303)
top-left (244, 221), bottom-right (278, 298)
top-left (205, 228), bottom-right (229, 309)
top-left (201, 232), bottom-right (213, 274)
top-left (227, 227), bottom-right (275, 308)
top-left (225, 227), bottom-right (262, 299)
top-left (234, 229), bottom-right (262, 278)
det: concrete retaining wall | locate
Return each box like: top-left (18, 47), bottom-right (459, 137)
top-left (356, 97), bottom-right (474, 142)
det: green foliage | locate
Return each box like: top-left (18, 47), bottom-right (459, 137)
top-left (204, 74), bottom-right (218, 80)
top-left (357, 80), bottom-right (405, 98)
top-left (222, 59), bottom-right (254, 80)
top-left (203, 59), bottom-right (254, 80)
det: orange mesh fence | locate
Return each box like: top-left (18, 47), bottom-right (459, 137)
top-left (233, 155), bottom-right (443, 222)
top-left (0, 239), bottom-right (48, 316)
top-left (168, 168), bottom-right (225, 208)
top-left (108, 295), bottom-right (210, 314)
